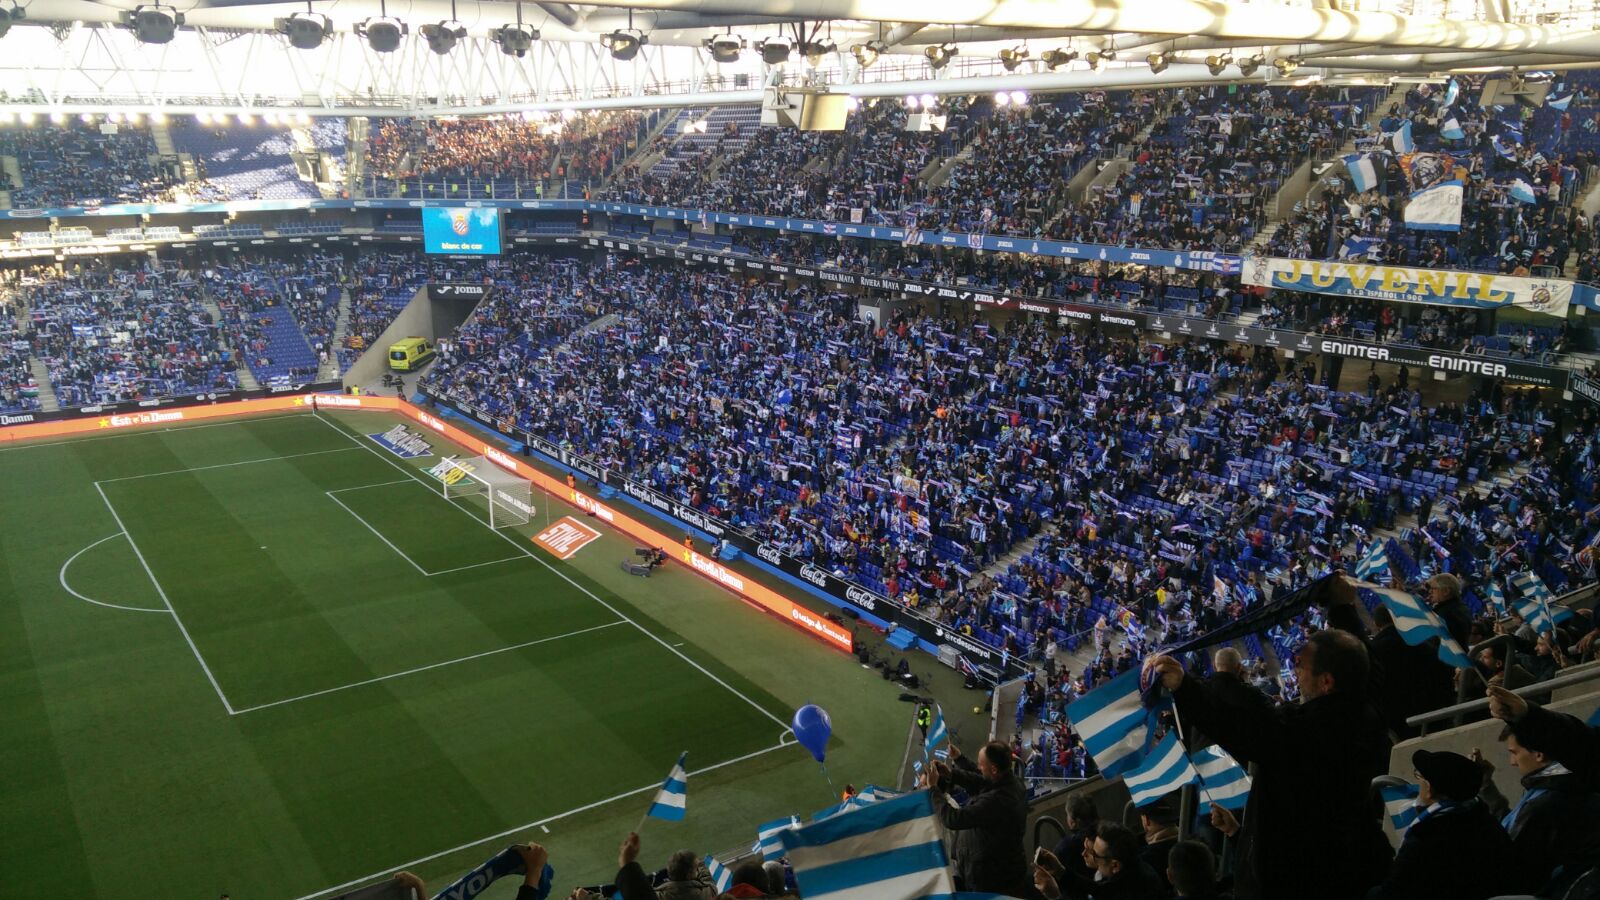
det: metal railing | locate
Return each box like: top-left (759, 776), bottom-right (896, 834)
top-left (1407, 662), bottom-right (1600, 731)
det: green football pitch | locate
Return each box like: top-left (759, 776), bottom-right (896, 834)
top-left (0, 408), bottom-right (972, 899)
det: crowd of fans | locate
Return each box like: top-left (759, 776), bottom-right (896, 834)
top-left (424, 255), bottom-right (1597, 684)
top-left (367, 111), bottom-right (645, 197)
top-left (0, 120), bottom-right (184, 208)
top-left (0, 280), bottom-right (40, 413)
top-left (1270, 76), bottom-right (1600, 275)
top-left (203, 253), bottom-right (346, 379)
top-left (20, 261), bottom-right (236, 405)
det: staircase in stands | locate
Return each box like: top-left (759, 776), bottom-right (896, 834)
top-left (198, 292), bottom-right (260, 390)
top-left (320, 288), bottom-right (354, 383)
top-left (26, 358), bottom-right (58, 411)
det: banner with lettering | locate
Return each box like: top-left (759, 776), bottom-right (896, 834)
top-left (1242, 256), bottom-right (1572, 316)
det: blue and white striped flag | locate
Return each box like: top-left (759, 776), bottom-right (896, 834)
top-left (647, 752), bottom-right (689, 821)
top-left (705, 854), bottom-right (734, 893)
top-left (758, 815), bottom-right (802, 860)
top-left (1190, 745), bottom-right (1251, 811)
top-left (778, 790), bottom-right (956, 899)
top-left (1344, 153), bottom-right (1381, 193)
top-left (1360, 587), bottom-right (1472, 669)
top-left (1481, 578), bottom-right (1507, 614)
top-left (1381, 783), bottom-right (1421, 832)
top-left (1121, 730), bottom-right (1199, 808)
top-left (1548, 93), bottom-right (1573, 111)
top-left (1509, 178), bottom-right (1538, 204)
top-left (1440, 117), bottom-right (1465, 140)
top-left (1355, 540), bottom-right (1391, 583)
top-left (1392, 120), bottom-right (1416, 154)
top-left (1066, 667), bottom-right (1160, 778)
top-left (1443, 79), bottom-right (1460, 108)
top-left (1509, 571), bottom-right (1557, 634)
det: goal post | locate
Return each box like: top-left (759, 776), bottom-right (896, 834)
top-left (425, 454), bottom-right (535, 528)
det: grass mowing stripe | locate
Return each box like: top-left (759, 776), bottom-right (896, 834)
top-left (311, 410), bottom-right (793, 730)
top-left (229, 619), bottom-right (627, 715)
top-left (293, 740), bottom-right (794, 900)
top-left (324, 490), bottom-right (430, 576)
top-left (0, 411), bottom-right (314, 455)
top-left (93, 481), bottom-right (237, 714)
top-left (95, 446), bottom-right (360, 483)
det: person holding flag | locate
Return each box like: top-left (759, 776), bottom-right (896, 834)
top-left (1142, 575), bottom-right (1393, 900)
top-left (921, 740), bottom-right (1032, 897)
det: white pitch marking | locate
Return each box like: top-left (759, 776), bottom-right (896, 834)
top-left (97, 446), bottom-right (359, 483)
top-left (58, 534), bottom-right (171, 614)
top-left (93, 482), bottom-right (237, 714)
top-left (310, 412), bottom-right (791, 730)
top-left (230, 620), bottom-right (626, 716)
top-left (292, 741), bottom-right (794, 900)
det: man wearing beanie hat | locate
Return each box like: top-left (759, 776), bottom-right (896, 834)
top-left (1368, 749), bottom-right (1518, 900)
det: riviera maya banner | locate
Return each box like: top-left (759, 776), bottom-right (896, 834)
top-left (1242, 256), bottom-right (1572, 316)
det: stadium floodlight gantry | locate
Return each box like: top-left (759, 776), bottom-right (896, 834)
top-left (0, 0), bottom-right (1597, 119)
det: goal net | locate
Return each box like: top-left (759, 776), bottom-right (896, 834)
top-left (426, 454), bottom-right (535, 528)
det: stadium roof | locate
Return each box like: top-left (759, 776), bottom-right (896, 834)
top-left (3, 0), bottom-right (1599, 116)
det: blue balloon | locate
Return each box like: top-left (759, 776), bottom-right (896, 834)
top-left (792, 703), bottom-right (832, 763)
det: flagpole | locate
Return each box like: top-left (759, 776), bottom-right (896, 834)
top-left (1166, 688), bottom-right (1218, 810)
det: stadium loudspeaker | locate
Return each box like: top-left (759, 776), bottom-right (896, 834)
top-left (760, 88), bottom-right (848, 131)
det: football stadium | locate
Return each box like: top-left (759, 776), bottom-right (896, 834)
top-left (3, 1), bottom-right (1600, 898)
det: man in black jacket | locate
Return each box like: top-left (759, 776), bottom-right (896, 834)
top-left (1483, 685), bottom-right (1600, 896)
top-left (927, 740), bottom-right (1033, 897)
top-left (1368, 749), bottom-right (1518, 899)
top-left (1144, 577), bottom-right (1394, 900)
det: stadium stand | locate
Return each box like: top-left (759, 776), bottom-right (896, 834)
top-left (23, 262), bottom-right (237, 405)
top-left (168, 119), bottom-right (318, 200)
top-left (0, 120), bottom-right (184, 207)
top-left (365, 110), bottom-right (647, 199)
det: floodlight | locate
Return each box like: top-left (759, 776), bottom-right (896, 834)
top-left (705, 33), bottom-right (744, 63)
top-left (276, 10), bottom-right (332, 50)
top-left (1206, 54), bottom-right (1233, 76)
top-left (757, 36), bottom-right (792, 65)
top-left (491, 23), bottom-right (537, 57)
top-left (423, 22), bottom-right (467, 54)
top-left (357, 16), bottom-right (406, 53)
top-left (1041, 48), bottom-right (1077, 70)
top-left (994, 90), bottom-right (1011, 108)
top-left (0, 2), bottom-right (22, 39)
top-left (999, 46), bottom-right (1029, 71)
top-left (924, 43), bottom-right (956, 70)
top-left (1147, 51), bottom-right (1169, 74)
top-left (122, 5), bottom-right (183, 44)
top-left (1009, 90), bottom-right (1028, 106)
top-left (904, 94), bottom-right (920, 109)
top-left (852, 41), bottom-right (884, 69)
top-left (1238, 54), bottom-right (1263, 77)
top-left (918, 93), bottom-right (936, 109)
top-left (801, 39), bottom-right (835, 66)
top-left (602, 29), bottom-right (646, 61)
top-left (1084, 52), bottom-right (1103, 70)
top-left (1273, 57), bottom-right (1299, 76)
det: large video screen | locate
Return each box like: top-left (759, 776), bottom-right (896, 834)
top-left (422, 207), bottom-right (502, 255)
